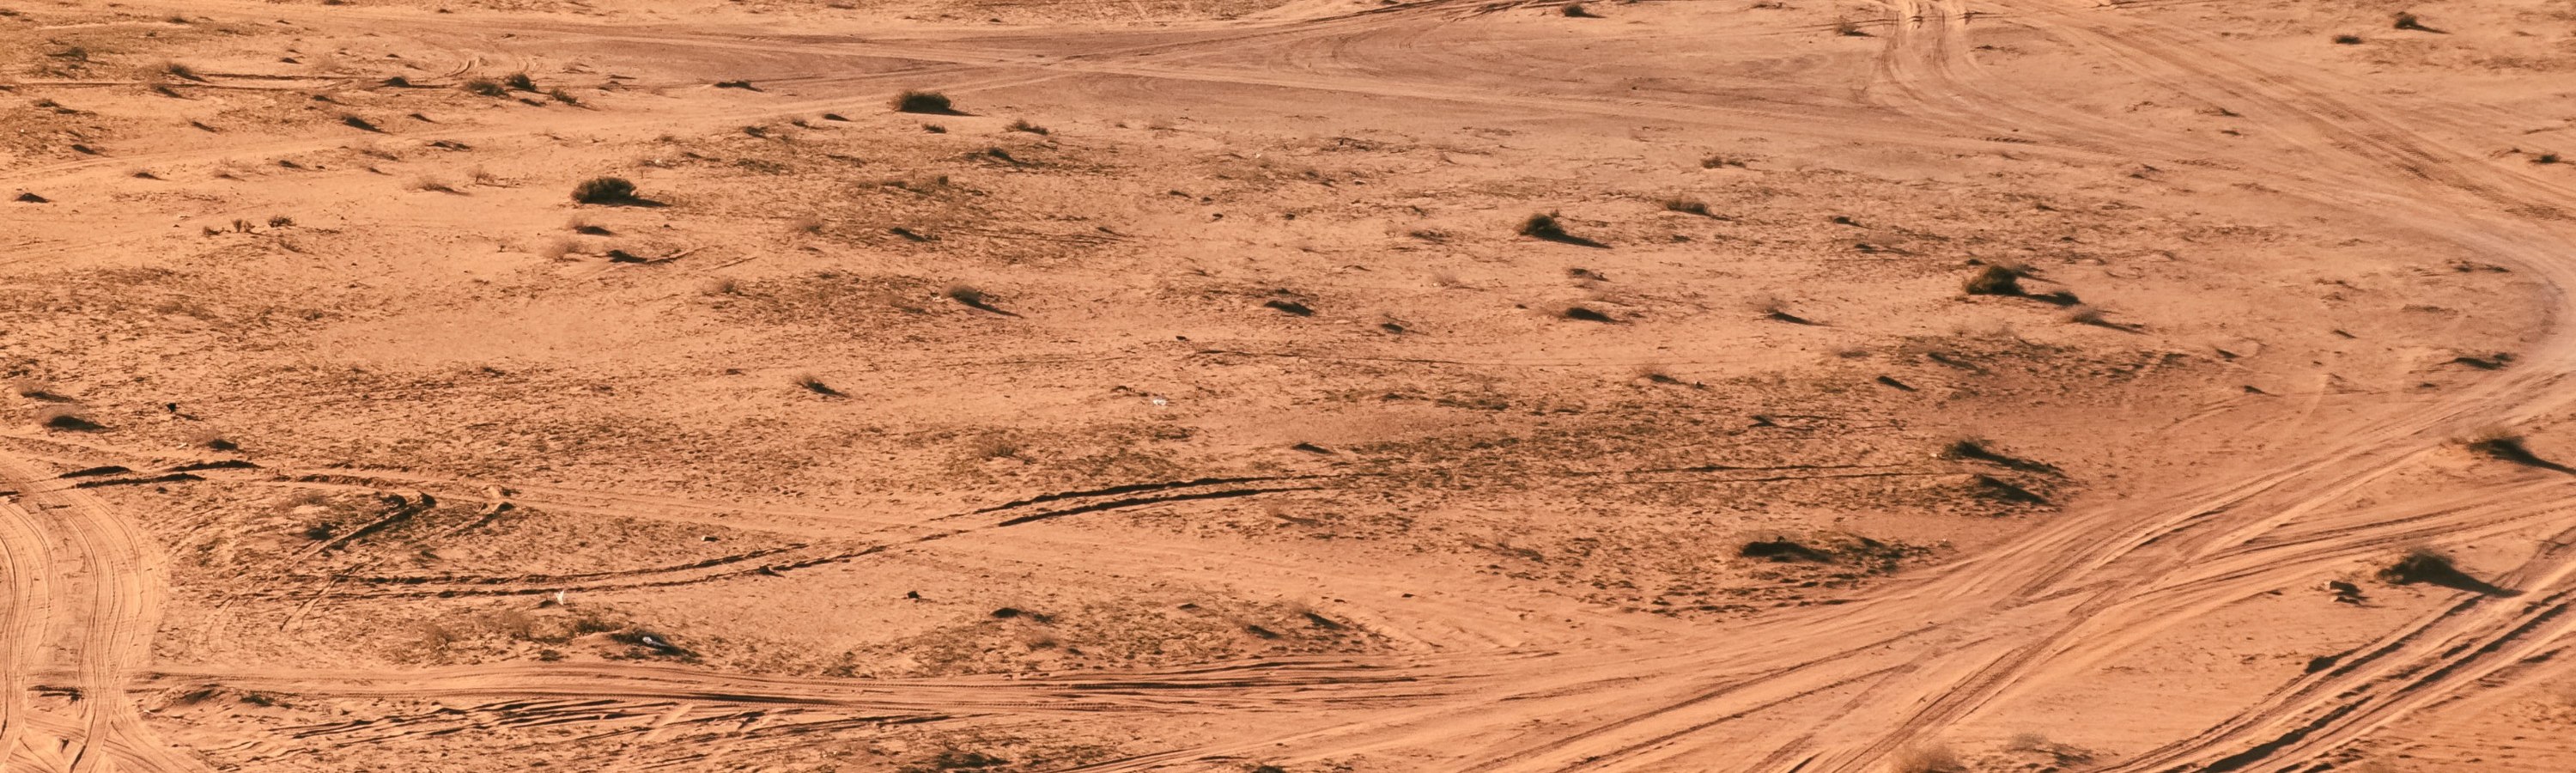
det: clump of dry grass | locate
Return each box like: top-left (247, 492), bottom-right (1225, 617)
top-left (406, 176), bottom-right (462, 194)
top-left (1962, 265), bottom-right (2025, 295)
top-left (1561, 3), bottom-right (1599, 17)
top-left (569, 176), bottom-right (638, 204)
top-left (9, 380), bottom-right (62, 400)
top-left (190, 429), bottom-right (240, 451)
top-left (968, 434), bottom-right (1024, 460)
top-left (461, 78), bottom-right (507, 97)
top-left (945, 283), bottom-right (1018, 315)
top-left (893, 89), bottom-right (955, 114)
top-left (1939, 437), bottom-right (2000, 461)
top-left (1886, 744), bottom-right (1963, 773)
top-left (1662, 198), bottom-right (1711, 216)
top-left (503, 71), bottom-right (537, 91)
top-left (34, 405), bottom-right (99, 431)
top-left (793, 373), bottom-right (841, 396)
top-left (1561, 305), bottom-right (1616, 323)
top-left (1006, 119), bottom-right (1049, 135)
top-left (2376, 546), bottom-right (2458, 585)
top-left (1749, 295), bottom-right (1811, 324)
top-left (1519, 211), bottom-right (1568, 240)
top-left (535, 237), bottom-right (579, 260)
top-left (2458, 428), bottom-right (2555, 468)
top-left (1633, 364), bottom-right (1692, 386)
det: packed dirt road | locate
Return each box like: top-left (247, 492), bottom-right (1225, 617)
top-left (5, 0), bottom-right (2576, 770)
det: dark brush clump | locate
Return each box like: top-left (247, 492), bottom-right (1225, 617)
top-left (892, 90), bottom-right (955, 114)
top-left (1962, 265), bottom-right (2024, 295)
top-left (569, 176), bottom-right (638, 204)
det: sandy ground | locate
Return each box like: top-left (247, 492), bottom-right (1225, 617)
top-left (3, 0), bottom-right (2575, 770)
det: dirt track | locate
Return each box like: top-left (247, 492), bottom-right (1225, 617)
top-left (6, 0), bottom-right (2576, 770)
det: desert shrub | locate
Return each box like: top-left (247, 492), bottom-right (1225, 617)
top-left (893, 89), bottom-right (953, 113)
top-left (1962, 265), bottom-right (2024, 295)
top-left (503, 71), bottom-right (536, 91)
top-left (1939, 438), bottom-right (1996, 460)
top-left (1887, 745), bottom-right (1963, 773)
top-left (569, 176), bottom-right (637, 204)
top-left (534, 237), bottom-right (578, 259)
top-left (1519, 211), bottom-right (1569, 240)
top-left (2377, 547), bottom-right (2457, 585)
top-left (793, 373), bottom-right (841, 396)
top-left (1739, 539), bottom-right (1827, 562)
top-left (34, 405), bottom-right (98, 431)
top-left (1662, 198), bottom-right (1710, 216)
top-left (1264, 298), bottom-right (1314, 316)
top-left (1561, 3), bottom-right (1598, 16)
top-left (1747, 295), bottom-right (1809, 324)
top-left (1006, 119), bottom-right (1048, 135)
top-left (2332, 33), bottom-right (2363, 44)
top-left (191, 429), bottom-right (239, 451)
top-left (461, 78), bottom-right (506, 97)
top-left (2460, 429), bottom-right (2547, 466)
top-left (899, 750), bottom-right (1005, 773)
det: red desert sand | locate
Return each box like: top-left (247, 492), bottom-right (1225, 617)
top-left (3, 1), bottom-right (2575, 771)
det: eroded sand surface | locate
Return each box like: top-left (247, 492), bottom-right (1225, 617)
top-left (4, 0), bottom-right (2576, 770)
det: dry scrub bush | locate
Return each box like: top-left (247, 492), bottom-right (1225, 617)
top-left (893, 90), bottom-right (954, 113)
top-left (569, 176), bottom-right (637, 204)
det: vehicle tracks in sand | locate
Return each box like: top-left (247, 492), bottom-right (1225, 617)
top-left (9, 0), bottom-right (2576, 770)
